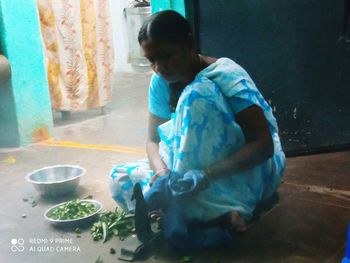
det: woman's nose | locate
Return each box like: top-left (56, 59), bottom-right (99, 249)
top-left (153, 61), bottom-right (167, 75)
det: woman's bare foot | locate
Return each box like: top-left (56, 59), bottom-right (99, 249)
top-left (231, 211), bottom-right (249, 233)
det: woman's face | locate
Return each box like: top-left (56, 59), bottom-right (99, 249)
top-left (141, 39), bottom-right (193, 83)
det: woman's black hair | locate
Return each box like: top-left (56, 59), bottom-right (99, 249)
top-left (138, 10), bottom-right (192, 45)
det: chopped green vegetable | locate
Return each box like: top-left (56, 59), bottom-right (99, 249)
top-left (47, 199), bottom-right (96, 220)
top-left (112, 229), bottom-right (119, 236)
top-left (180, 256), bottom-right (193, 263)
top-left (110, 248), bottom-right (116, 254)
top-left (75, 227), bottom-right (81, 234)
top-left (102, 222), bottom-right (108, 243)
top-left (90, 209), bottom-right (134, 242)
top-left (94, 256), bottom-right (103, 263)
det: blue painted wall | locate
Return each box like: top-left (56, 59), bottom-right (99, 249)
top-left (0, 57), bottom-right (19, 147)
top-left (151, 0), bottom-right (186, 17)
top-left (0, 0), bottom-right (53, 147)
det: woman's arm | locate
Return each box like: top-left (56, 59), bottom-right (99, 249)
top-left (146, 113), bottom-right (170, 184)
top-left (205, 105), bottom-right (274, 181)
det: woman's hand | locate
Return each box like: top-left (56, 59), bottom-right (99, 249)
top-left (168, 169), bottom-right (210, 196)
top-left (149, 167), bottom-right (170, 186)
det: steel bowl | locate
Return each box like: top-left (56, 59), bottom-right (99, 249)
top-left (44, 199), bottom-right (102, 225)
top-left (25, 165), bottom-right (85, 197)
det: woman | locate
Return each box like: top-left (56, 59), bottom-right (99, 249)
top-left (109, 10), bottom-right (286, 233)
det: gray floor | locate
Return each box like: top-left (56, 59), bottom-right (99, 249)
top-left (0, 72), bottom-right (349, 263)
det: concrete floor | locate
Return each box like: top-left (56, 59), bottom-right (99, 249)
top-left (0, 72), bottom-right (349, 263)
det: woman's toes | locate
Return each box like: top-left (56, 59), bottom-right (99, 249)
top-left (231, 211), bottom-right (248, 233)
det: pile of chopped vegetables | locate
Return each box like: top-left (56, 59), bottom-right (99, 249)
top-left (47, 199), bottom-right (96, 220)
top-left (90, 209), bottom-right (134, 242)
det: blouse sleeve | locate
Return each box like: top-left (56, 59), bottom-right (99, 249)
top-left (148, 74), bottom-right (172, 119)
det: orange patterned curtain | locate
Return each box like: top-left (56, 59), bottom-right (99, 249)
top-left (37, 0), bottom-right (114, 111)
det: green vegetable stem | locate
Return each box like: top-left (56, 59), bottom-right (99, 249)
top-left (90, 209), bottom-right (134, 242)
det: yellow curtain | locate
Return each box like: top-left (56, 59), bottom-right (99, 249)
top-left (37, 0), bottom-right (114, 111)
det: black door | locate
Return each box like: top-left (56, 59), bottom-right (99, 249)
top-left (188, 0), bottom-right (350, 155)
